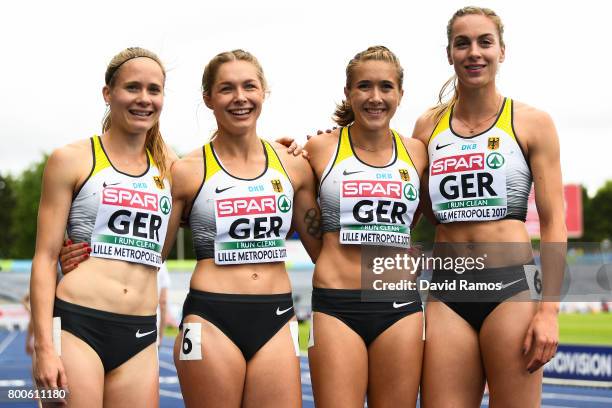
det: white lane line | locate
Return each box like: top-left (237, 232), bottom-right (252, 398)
top-left (159, 360), bottom-right (177, 372)
top-left (543, 405), bottom-right (580, 408)
top-left (0, 331), bottom-right (19, 355)
top-left (159, 376), bottom-right (179, 384)
top-left (0, 379), bottom-right (26, 386)
top-left (159, 389), bottom-right (183, 399)
top-left (542, 392), bottom-right (612, 403)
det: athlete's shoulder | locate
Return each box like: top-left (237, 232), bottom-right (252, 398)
top-left (49, 138), bottom-right (92, 169)
top-left (411, 109), bottom-right (439, 144)
top-left (401, 135), bottom-right (427, 170)
top-left (512, 100), bottom-right (557, 147)
top-left (513, 100), bottom-right (554, 126)
top-left (304, 128), bottom-right (340, 155)
top-left (171, 148), bottom-right (204, 180)
top-left (270, 140), bottom-right (311, 175)
top-left (45, 138), bottom-right (93, 189)
top-left (171, 148), bottom-right (205, 199)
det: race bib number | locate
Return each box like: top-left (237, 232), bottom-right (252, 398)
top-left (430, 152), bottom-right (508, 222)
top-left (214, 195), bottom-right (290, 265)
top-left (91, 186), bottom-right (170, 267)
top-left (179, 323), bottom-right (202, 360)
top-left (523, 264), bottom-right (542, 300)
top-left (339, 180), bottom-right (413, 248)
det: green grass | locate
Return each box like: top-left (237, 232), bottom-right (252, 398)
top-left (558, 313), bottom-right (612, 346)
top-left (163, 313), bottom-right (612, 350)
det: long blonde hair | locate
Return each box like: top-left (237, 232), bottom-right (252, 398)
top-left (333, 45), bottom-right (404, 127)
top-left (430, 7), bottom-right (505, 123)
top-left (201, 49), bottom-right (268, 139)
top-left (102, 47), bottom-right (168, 179)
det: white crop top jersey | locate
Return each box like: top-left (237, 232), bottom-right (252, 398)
top-left (318, 126), bottom-right (420, 248)
top-left (67, 135), bottom-right (172, 267)
top-left (189, 140), bottom-right (293, 265)
top-left (428, 98), bottom-right (532, 223)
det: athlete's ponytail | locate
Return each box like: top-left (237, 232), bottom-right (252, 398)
top-left (430, 7), bottom-right (505, 123)
top-left (334, 46), bottom-right (403, 127)
top-left (102, 47), bottom-right (169, 180)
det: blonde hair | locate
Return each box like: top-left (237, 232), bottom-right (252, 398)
top-left (430, 6), bottom-right (505, 123)
top-left (201, 49), bottom-right (268, 139)
top-left (102, 47), bottom-right (168, 179)
top-left (333, 46), bottom-right (403, 127)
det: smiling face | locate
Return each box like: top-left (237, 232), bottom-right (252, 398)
top-left (103, 57), bottom-right (164, 135)
top-left (448, 14), bottom-right (505, 89)
top-left (345, 59), bottom-right (403, 131)
top-left (204, 60), bottom-right (265, 135)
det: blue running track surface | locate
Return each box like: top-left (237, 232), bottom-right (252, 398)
top-left (2, 331), bottom-right (612, 407)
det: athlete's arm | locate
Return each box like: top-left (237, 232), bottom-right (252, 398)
top-left (30, 146), bottom-right (81, 390)
top-left (162, 152), bottom-right (203, 260)
top-left (516, 105), bottom-right (567, 373)
top-left (274, 142), bottom-right (322, 262)
top-left (410, 114), bottom-right (438, 226)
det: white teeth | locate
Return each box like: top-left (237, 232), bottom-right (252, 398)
top-left (230, 109), bottom-right (251, 115)
top-left (366, 108), bottom-right (383, 114)
top-left (130, 111), bottom-right (151, 117)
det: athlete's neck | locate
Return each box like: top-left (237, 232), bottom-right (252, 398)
top-left (349, 123), bottom-right (393, 151)
top-left (102, 129), bottom-right (148, 164)
top-left (453, 84), bottom-right (501, 123)
top-left (213, 128), bottom-right (261, 162)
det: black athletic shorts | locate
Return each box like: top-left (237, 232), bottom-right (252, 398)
top-left (53, 298), bottom-right (157, 373)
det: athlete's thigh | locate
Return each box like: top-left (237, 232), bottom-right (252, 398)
top-left (367, 312), bottom-right (423, 408)
top-left (480, 298), bottom-right (541, 408)
top-left (58, 331), bottom-right (104, 408)
top-left (242, 319), bottom-right (301, 408)
top-left (103, 343), bottom-right (159, 408)
top-left (173, 314), bottom-right (246, 408)
top-left (421, 300), bottom-right (485, 408)
top-left (308, 312), bottom-right (368, 408)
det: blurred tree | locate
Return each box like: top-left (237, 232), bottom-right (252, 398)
top-left (0, 174), bottom-right (16, 258)
top-left (10, 156), bottom-right (47, 258)
top-left (583, 181), bottom-right (612, 242)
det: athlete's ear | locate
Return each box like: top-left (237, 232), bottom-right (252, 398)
top-left (447, 46), bottom-right (453, 65)
top-left (499, 45), bottom-right (506, 63)
top-left (102, 85), bottom-right (111, 105)
top-left (203, 93), bottom-right (213, 110)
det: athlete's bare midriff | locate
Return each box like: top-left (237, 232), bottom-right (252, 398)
top-left (313, 232), bottom-right (370, 289)
top-left (189, 259), bottom-right (292, 294)
top-left (56, 256), bottom-right (158, 315)
top-left (434, 219), bottom-right (534, 268)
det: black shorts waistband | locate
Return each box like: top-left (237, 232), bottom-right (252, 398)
top-left (54, 298), bottom-right (156, 325)
top-left (432, 261), bottom-right (535, 280)
top-left (187, 289), bottom-right (292, 304)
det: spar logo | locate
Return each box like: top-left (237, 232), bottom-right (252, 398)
top-left (102, 188), bottom-right (158, 211)
top-left (486, 152), bottom-right (505, 169)
top-left (277, 195), bottom-right (292, 213)
top-left (342, 181), bottom-right (402, 199)
top-left (216, 195), bottom-right (276, 217)
top-left (404, 183), bottom-right (418, 201)
top-left (431, 153), bottom-right (484, 176)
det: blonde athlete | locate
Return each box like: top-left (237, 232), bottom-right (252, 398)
top-left (412, 7), bottom-right (566, 407)
top-left (165, 50), bottom-right (320, 408)
top-left (305, 46), bottom-right (427, 408)
top-left (30, 48), bottom-right (176, 407)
